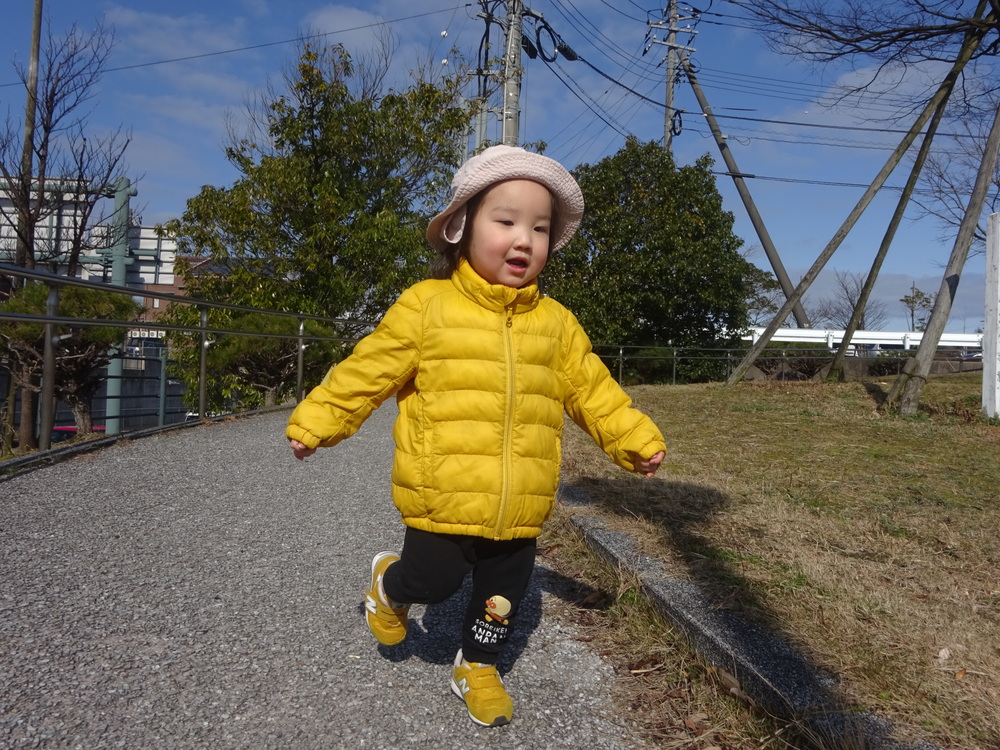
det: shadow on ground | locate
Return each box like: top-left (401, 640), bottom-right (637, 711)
top-left (559, 476), bottom-right (939, 750)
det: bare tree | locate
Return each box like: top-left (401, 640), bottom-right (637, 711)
top-left (889, 97), bottom-right (1000, 412)
top-left (810, 270), bottom-right (890, 330)
top-left (730, 0), bottom-right (1000, 70)
top-left (911, 92), bottom-right (1000, 253)
top-left (0, 20), bottom-right (131, 274)
top-left (900, 283), bottom-right (936, 331)
top-left (0, 19), bottom-right (133, 450)
top-left (724, 0), bottom-right (999, 411)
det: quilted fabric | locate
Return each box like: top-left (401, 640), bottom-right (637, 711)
top-left (286, 260), bottom-right (665, 540)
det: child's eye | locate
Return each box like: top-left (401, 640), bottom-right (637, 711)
top-left (535, 225), bottom-right (550, 234)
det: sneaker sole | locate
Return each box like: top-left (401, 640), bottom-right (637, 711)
top-left (366, 552), bottom-right (406, 646)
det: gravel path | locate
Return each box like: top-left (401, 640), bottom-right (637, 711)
top-left (0, 406), bottom-right (650, 749)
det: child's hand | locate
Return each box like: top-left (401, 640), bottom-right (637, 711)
top-left (633, 450), bottom-right (665, 478)
top-left (289, 439), bottom-right (316, 461)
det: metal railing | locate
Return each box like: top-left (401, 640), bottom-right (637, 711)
top-left (3, 263), bottom-right (983, 452)
top-left (0, 263), bottom-right (374, 451)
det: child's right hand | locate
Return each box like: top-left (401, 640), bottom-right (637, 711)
top-left (633, 450), bottom-right (665, 478)
top-left (289, 439), bottom-right (316, 461)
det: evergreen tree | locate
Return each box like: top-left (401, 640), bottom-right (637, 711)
top-left (545, 138), bottom-right (755, 381)
top-left (160, 42), bottom-right (472, 410)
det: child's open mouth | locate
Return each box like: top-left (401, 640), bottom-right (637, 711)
top-left (507, 258), bottom-right (528, 269)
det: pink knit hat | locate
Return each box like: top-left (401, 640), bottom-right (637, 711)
top-left (426, 145), bottom-right (585, 254)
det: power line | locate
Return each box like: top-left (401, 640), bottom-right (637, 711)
top-left (711, 110), bottom-right (978, 139)
top-left (712, 170), bottom-right (940, 195)
top-left (597, 0), bottom-right (646, 23)
top-left (0, 5), bottom-right (476, 87)
top-left (532, 30), bottom-right (979, 142)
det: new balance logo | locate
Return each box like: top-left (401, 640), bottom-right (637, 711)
top-left (365, 592), bottom-right (378, 615)
top-left (454, 677), bottom-right (471, 696)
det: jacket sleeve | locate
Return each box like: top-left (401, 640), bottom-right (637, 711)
top-left (285, 289), bottom-right (422, 449)
top-left (560, 308), bottom-right (666, 472)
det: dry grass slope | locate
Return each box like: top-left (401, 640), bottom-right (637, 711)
top-left (550, 372), bottom-right (999, 750)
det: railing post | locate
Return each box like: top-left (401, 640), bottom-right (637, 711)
top-left (158, 349), bottom-right (168, 427)
top-left (38, 283), bottom-right (59, 450)
top-left (672, 347), bottom-right (677, 386)
top-left (618, 347), bottom-right (624, 383)
top-left (198, 307), bottom-right (208, 419)
top-left (104, 343), bottom-right (123, 437)
top-left (296, 318), bottom-right (305, 402)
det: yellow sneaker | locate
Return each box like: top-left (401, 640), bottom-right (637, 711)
top-left (364, 552), bottom-right (409, 646)
top-left (450, 649), bottom-right (513, 727)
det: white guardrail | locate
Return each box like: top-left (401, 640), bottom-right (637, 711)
top-left (742, 327), bottom-right (983, 351)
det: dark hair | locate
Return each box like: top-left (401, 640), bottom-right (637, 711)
top-left (428, 187), bottom-right (561, 280)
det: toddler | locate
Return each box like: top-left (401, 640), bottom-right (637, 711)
top-left (287, 145), bottom-right (666, 727)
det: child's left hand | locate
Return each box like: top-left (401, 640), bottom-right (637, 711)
top-left (633, 451), bottom-right (665, 478)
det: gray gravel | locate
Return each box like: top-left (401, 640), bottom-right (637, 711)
top-left (0, 405), bottom-right (651, 749)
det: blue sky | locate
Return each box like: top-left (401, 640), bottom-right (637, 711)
top-left (1, 0), bottom-right (993, 332)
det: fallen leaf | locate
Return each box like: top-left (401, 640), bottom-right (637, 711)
top-left (955, 668), bottom-right (968, 680)
top-left (718, 668), bottom-right (741, 692)
top-left (684, 712), bottom-right (709, 733)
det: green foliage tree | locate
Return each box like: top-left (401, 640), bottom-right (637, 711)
top-left (545, 138), bottom-right (755, 382)
top-left (165, 310), bottom-right (346, 413)
top-left (743, 260), bottom-right (783, 326)
top-left (160, 42), bottom-right (471, 406)
top-left (0, 282), bottom-right (141, 441)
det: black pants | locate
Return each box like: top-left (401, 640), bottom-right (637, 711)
top-left (381, 527), bottom-right (537, 664)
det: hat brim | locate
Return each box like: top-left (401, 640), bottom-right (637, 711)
top-left (427, 146), bottom-right (584, 254)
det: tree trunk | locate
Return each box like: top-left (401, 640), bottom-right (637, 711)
top-left (16, 367), bottom-right (38, 450)
top-left (828, 91), bottom-right (950, 381)
top-left (2, 366), bottom-right (15, 456)
top-left (888, 98), bottom-right (1000, 414)
top-left (69, 399), bottom-right (93, 435)
top-left (724, 89), bottom-right (950, 385)
top-left (725, 2), bottom-right (992, 386)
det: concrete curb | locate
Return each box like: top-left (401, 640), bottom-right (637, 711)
top-left (560, 484), bottom-right (942, 750)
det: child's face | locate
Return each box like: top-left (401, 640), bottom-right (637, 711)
top-left (466, 179), bottom-right (552, 288)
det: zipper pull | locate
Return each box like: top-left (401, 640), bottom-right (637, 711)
top-left (506, 307), bottom-right (514, 328)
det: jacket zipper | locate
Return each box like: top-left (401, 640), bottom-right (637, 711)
top-left (495, 305), bottom-right (516, 539)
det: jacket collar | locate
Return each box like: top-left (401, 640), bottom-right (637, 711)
top-left (452, 258), bottom-right (541, 314)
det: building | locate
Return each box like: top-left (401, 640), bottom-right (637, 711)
top-left (1, 178), bottom-right (179, 322)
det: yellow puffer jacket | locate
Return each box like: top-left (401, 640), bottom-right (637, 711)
top-left (286, 259), bottom-right (666, 540)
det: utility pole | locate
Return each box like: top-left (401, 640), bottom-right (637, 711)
top-left (681, 53), bottom-right (811, 329)
top-left (647, 1), bottom-right (696, 154)
top-left (501, 0), bottom-right (525, 146)
top-left (473, 4), bottom-right (492, 152)
top-left (473, 0), bottom-right (526, 150)
top-left (15, 0), bottom-right (43, 271)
